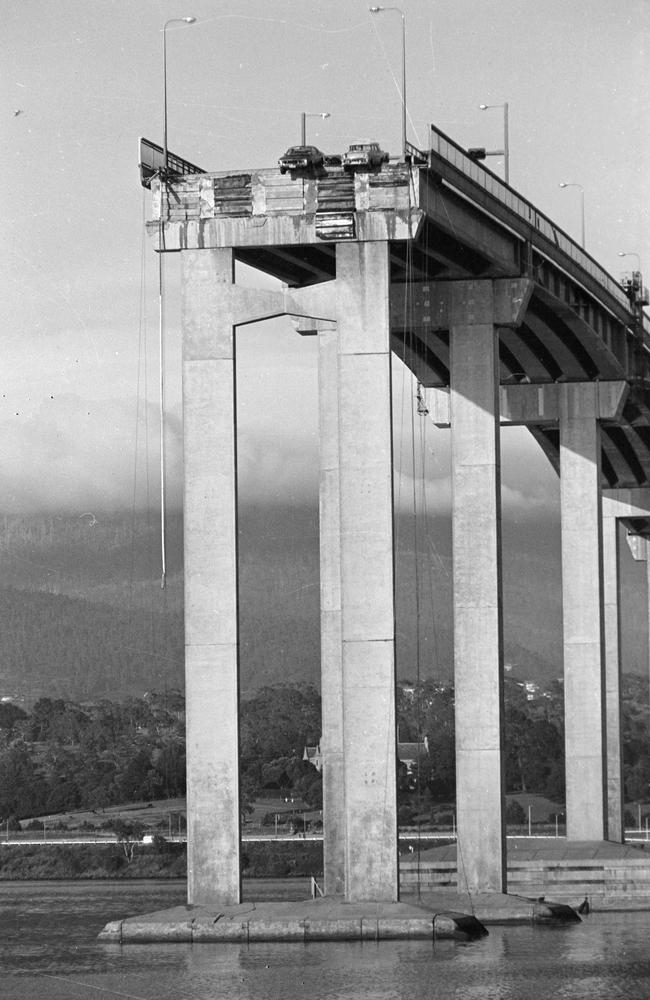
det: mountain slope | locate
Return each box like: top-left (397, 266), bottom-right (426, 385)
top-left (0, 502), bottom-right (643, 704)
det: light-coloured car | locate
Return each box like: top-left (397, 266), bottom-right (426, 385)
top-left (342, 141), bottom-right (389, 172)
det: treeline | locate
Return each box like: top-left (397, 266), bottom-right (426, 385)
top-left (0, 685), bottom-right (324, 826)
top-left (396, 672), bottom-right (650, 819)
top-left (0, 691), bottom-right (186, 823)
top-left (1, 675), bottom-right (649, 828)
top-left (394, 677), bottom-right (565, 823)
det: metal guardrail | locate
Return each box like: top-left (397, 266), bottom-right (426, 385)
top-left (426, 124), bottom-right (646, 328)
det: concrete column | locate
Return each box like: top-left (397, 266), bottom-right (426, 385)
top-left (645, 541), bottom-right (650, 699)
top-left (449, 280), bottom-right (506, 895)
top-left (646, 542), bottom-right (650, 696)
top-left (602, 509), bottom-right (624, 842)
top-left (182, 248), bottom-right (241, 904)
top-left (626, 535), bottom-right (650, 696)
top-left (559, 383), bottom-right (606, 842)
top-left (318, 325), bottom-right (346, 896)
top-left (336, 241), bottom-right (398, 902)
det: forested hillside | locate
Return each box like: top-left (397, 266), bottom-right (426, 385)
top-left (1, 503), bottom-right (645, 706)
top-left (0, 586), bottom-right (183, 702)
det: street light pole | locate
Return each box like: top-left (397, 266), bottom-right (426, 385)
top-left (503, 101), bottom-right (509, 184)
top-left (160, 16), bottom-right (195, 589)
top-left (618, 251), bottom-right (647, 378)
top-left (369, 6), bottom-right (406, 159)
top-left (163, 16), bottom-right (196, 173)
top-left (559, 182), bottom-right (585, 247)
top-left (479, 102), bottom-right (509, 184)
top-left (301, 111), bottom-right (330, 145)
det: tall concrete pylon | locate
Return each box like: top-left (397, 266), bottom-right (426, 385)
top-left (182, 247), bottom-right (242, 905)
top-left (335, 241), bottom-right (398, 901)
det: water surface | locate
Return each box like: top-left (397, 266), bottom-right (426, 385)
top-left (2, 882), bottom-right (650, 999)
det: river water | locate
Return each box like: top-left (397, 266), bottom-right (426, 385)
top-left (2, 881), bottom-right (650, 999)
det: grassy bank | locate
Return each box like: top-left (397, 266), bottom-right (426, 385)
top-left (0, 840), bottom-right (324, 881)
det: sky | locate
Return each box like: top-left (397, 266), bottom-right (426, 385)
top-left (3, 0), bottom-right (650, 526)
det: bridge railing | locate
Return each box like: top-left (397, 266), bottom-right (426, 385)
top-left (427, 124), bottom-right (643, 326)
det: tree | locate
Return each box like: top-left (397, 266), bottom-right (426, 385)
top-left (239, 685), bottom-right (321, 800)
top-left (0, 702), bottom-right (27, 733)
top-left (0, 743), bottom-right (47, 819)
top-left (110, 819), bottom-right (146, 862)
top-left (151, 741), bottom-right (186, 799)
top-left (504, 681), bottom-right (564, 797)
top-left (419, 686), bottom-right (456, 799)
top-left (116, 749), bottom-right (155, 802)
top-left (240, 685), bottom-right (321, 765)
top-left (505, 799), bottom-right (526, 825)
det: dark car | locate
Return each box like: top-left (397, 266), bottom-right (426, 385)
top-left (341, 141), bottom-right (389, 172)
top-left (278, 145), bottom-right (324, 174)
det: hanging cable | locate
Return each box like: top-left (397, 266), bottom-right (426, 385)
top-left (158, 192), bottom-right (168, 590)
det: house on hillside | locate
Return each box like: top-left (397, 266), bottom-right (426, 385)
top-left (302, 742), bottom-right (322, 772)
top-left (398, 736), bottom-right (430, 778)
top-left (302, 737), bottom-right (429, 782)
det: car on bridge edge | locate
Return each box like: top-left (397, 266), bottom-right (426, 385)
top-left (279, 145), bottom-right (324, 174)
top-left (342, 141), bottom-right (389, 172)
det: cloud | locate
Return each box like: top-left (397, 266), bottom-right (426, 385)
top-left (393, 423), bottom-right (559, 520)
top-left (0, 394), bottom-right (182, 514)
top-left (237, 427), bottom-right (318, 505)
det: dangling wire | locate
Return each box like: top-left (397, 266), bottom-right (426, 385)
top-left (158, 190), bottom-right (168, 590)
top-left (399, 164), bottom-right (430, 896)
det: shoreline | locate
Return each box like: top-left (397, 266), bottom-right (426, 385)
top-left (0, 841), bottom-right (322, 881)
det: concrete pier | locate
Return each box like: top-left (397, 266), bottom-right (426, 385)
top-left (335, 242), bottom-right (398, 902)
top-left (449, 280), bottom-right (506, 894)
top-left (318, 324), bottom-right (346, 896)
top-left (559, 382), bottom-right (607, 842)
top-left (182, 248), bottom-right (242, 905)
top-left (601, 508), bottom-right (624, 842)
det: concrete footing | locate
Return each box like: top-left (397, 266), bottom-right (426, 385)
top-left (98, 892), bottom-right (585, 945)
top-left (98, 902), bottom-right (479, 945)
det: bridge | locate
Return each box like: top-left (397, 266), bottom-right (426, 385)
top-left (146, 123), bottom-right (650, 905)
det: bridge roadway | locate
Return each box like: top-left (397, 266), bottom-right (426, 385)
top-left (148, 124), bottom-right (650, 908)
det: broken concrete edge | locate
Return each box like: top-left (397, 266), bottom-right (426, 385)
top-left (532, 900), bottom-right (581, 924)
top-left (468, 895), bottom-right (582, 925)
top-left (97, 911), bottom-right (486, 944)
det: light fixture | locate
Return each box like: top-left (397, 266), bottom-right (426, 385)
top-left (558, 181), bottom-right (585, 247)
top-left (163, 17), bottom-right (196, 172)
top-left (369, 6), bottom-right (406, 158)
top-left (479, 102), bottom-right (509, 184)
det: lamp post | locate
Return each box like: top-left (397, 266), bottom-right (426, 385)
top-left (301, 111), bottom-right (330, 145)
top-left (163, 16), bottom-right (196, 172)
top-left (559, 182), bottom-right (585, 248)
top-left (369, 6), bottom-right (406, 158)
top-left (479, 102), bottom-right (509, 183)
